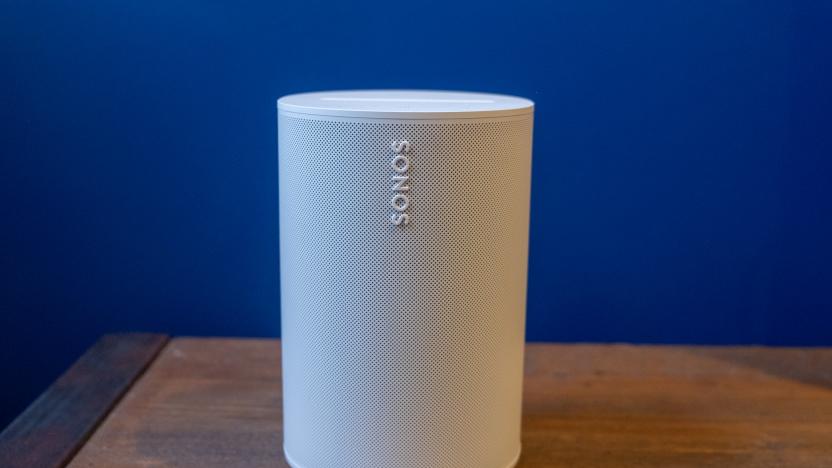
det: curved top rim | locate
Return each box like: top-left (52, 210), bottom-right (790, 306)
top-left (277, 90), bottom-right (534, 119)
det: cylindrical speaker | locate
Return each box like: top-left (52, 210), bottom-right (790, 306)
top-left (278, 90), bottom-right (534, 468)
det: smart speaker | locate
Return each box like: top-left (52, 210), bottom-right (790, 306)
top-left (277, 90), bottom-right (534, 468)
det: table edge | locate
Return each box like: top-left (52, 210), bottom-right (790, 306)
top-left (0, 333), bottom-right (169, 468)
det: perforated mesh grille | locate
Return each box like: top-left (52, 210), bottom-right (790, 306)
top-left (279, 114), bottom-right (533, 468)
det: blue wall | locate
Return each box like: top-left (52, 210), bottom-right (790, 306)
top-left (2, 0), bottom-right (831, 428)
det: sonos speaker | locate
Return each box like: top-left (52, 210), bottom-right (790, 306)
top-left (277, 90), bottom-right (534, 468)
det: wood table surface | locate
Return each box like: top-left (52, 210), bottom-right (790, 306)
top-left (3, 334), bottom-right (832, 467)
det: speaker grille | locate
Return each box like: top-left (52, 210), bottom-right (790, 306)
top-left (279, 114), bottom-right (532, 468)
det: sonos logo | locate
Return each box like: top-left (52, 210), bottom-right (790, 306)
top-left (390, 140), bottom-right (411, 226)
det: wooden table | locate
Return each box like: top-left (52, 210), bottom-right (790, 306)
top-left (2, 334), bottom-right (832, 467)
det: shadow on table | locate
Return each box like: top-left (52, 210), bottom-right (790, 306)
top-left (691, 346), bottom-right (832, 390)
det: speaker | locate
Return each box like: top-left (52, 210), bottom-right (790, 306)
top-left (277, 90), bottom-right (534, 468)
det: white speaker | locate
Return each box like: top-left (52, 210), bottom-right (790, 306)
top-left (277, 90), bottom-right (534, 468)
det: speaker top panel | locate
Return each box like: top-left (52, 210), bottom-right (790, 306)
top-left (277, 90), bottom-right (534, 120)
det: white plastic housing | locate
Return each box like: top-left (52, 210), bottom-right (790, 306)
top-left (278, 90), bottom-right (534, 468)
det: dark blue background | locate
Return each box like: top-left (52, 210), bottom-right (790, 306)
top-left (2, 0), bottom-right (831, 429)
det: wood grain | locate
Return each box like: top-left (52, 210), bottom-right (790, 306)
top-left (68, 339), bottom-right (832, 467)
top-left (0, 333), bottom-right (169, 468)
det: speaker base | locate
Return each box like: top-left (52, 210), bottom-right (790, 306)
top-left (284, 446), bottom-right (521, 468)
